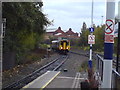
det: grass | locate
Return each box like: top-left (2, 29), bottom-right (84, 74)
top-left (71, 46), bottom-right (90, 51)
top-left (79, 60), bottom-right (88, 72)
top-left (79, 59), bottom-right (96, 72)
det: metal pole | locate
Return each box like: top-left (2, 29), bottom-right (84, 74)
top-left (115, 3), bottom-right (120, 88)
top-left (116, 1), bottom-right (120, 73)
top-left (102, 1), bottom-right (115, 88)
top-left (101, 16), bottom-right (104, 26)
top-left (0, 1), bottom-right (2, 90)
top-left (116, 22), bottom-right (120, 72)
top-left (88, 0), bottom-right (94, 69)
top-left (91, 0), bottom-right (93, 27)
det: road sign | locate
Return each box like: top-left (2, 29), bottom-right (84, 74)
top-left (105, 19), bottom-right (114, 35)
top-left (105, 19), bottom-right (114, 43)
top-left (89, 27), bottom-right (94, 32)
top-left (88, 35), bottom-right (95, 44)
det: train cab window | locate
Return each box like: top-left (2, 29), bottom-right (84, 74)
top-left (60, 41), bottom-right (68, 46)
top-left (61, 41), bottom-right (64, 46)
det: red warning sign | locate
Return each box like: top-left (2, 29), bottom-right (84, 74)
top-left (105, 19), bottom-right (114, 43)
top-left (105, 19), bottom-right (114, 35)
top-left (88, 35), bottom-right (95, 44)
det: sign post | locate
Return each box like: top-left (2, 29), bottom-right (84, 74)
top-left (88, 0), bottom-right (94, 70)
top-left (87, 0), bottom-right (96, 88)
top-left (102, 1), bottom-right (115, 88)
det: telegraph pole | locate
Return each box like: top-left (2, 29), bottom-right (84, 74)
top-left (102, 1), bottom-right (115, 88)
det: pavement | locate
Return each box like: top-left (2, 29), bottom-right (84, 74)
top-left (22, 71), bottom-right (60, 89)
top-left (22, 52), bottom-right (89, 89)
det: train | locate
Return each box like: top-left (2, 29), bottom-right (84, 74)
top-left (51, 39), bottom-right (70, 54)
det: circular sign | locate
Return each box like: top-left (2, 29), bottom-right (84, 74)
top-left (105, 19), bottom-right (114, 34)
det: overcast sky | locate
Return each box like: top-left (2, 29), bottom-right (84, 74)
top-left (43, 0), bottom-right (119, 33)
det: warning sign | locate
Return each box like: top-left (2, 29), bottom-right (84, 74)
top-left (105, 19), bottom-right (114, 43)
top-left (88, 35), bottom-right (95, 44)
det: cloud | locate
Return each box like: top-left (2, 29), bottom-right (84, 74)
top-left (43, 0), bottom-right (115, 32)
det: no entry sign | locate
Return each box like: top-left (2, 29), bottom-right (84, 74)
top-left (88, 35), bottom-right (95, 44)
top-left (105, 19), bottom-right (115, 43)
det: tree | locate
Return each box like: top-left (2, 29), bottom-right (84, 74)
top-left (93, 25), bottom-right (105, 51)
top-left (2, 2), bottom-right (52, 67)
top-left (79, 28), bottom-right (89, 47)
top-left (81, 22), bottom-right (87, 32)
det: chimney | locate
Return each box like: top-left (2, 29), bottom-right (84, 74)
top-left (58, 27), bottom-right (61, 30)
top-left (69, 28), bottom-right (72, 31)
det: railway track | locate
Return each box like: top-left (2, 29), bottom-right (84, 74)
top-left (3, 51), bottom-right (119, 89)
top-left (69, 51), bottom-right (89, 57)
top-left (3, 55), bottom-right (69, 89)
top-left (70, 51), bottom-right (120, 67)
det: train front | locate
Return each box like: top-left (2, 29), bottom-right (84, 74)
top-left (59, 40), bottom-right (70, 54)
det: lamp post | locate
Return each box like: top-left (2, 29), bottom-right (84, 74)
top-left (87, 0), bottom-right (96, 88)
top-left (101, 16), bottom-right (104, 26)
top-left (88, 0), bottom-right (94, 70)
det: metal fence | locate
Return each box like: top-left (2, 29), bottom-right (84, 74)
top-left (95, 54), bottom-right (120, 89)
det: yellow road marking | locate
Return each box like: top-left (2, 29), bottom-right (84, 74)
top-left (40, 71), bottom-right (60, 90)
top-left (22, 71), bottom-right (49, 89)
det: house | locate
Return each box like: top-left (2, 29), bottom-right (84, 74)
top-left (45, 27), bottom-right (79, 40)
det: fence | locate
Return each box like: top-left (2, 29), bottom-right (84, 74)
top-left (95, 54), bottom-right (120, 89)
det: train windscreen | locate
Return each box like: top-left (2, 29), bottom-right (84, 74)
top-left (60, 41), bottom-right (68, 46)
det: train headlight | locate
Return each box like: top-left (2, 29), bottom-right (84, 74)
top-left (66, 47), bottom-right (69, 49)
top-left (60, 47), bottom-right (63, 49)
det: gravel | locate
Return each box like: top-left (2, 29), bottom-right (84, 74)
top-left (2, 49), bottom-right (89, 88)
top-left (60, 50), bottom-right (89, 77)
top-left (2, 53), bottom-right (59, 88)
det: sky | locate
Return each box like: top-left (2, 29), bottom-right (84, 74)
top-left (42, 0), bottom-right (120, 33)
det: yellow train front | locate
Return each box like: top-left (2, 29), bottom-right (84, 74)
top-left (59, 39), bottom-right (70, 54)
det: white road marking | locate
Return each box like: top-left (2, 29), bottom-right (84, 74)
top-left (71, 72), bottom-right (82, 89)
top-left (57, 76), bottom-right (85, 80)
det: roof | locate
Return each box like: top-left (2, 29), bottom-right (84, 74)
top-left (46, 27), bottom-right (79, 39)
top-left (54, 27), bottom-right (65, 34)
top-left (66, 28), bottom-right (75, 35)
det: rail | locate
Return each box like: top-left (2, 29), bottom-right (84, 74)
top-left (3, 55), bottom-right (68, 89)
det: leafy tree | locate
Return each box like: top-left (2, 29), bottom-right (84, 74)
top-left (93, 25), bottom-right (105, 51)
top-left (2, 2), bottom-right (52, 64)
top-left (79, 28), bottom-right (89, 47)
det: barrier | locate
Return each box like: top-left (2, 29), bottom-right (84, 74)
top-left (95, 54), bottom-right (120, 88)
